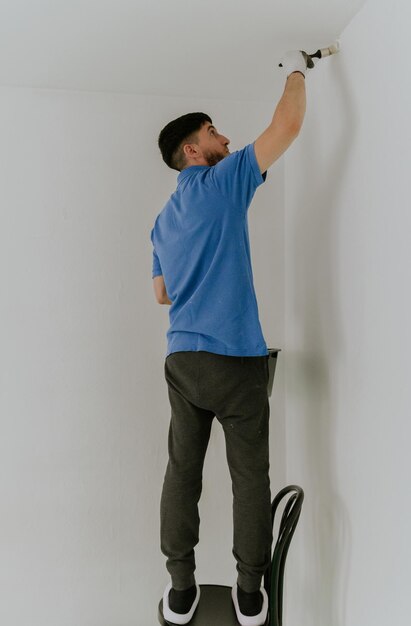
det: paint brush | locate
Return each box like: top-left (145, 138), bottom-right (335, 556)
top-left (279, 41), bottom-right (340, 69)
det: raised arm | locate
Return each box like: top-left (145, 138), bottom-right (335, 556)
top-left (254, 51), bottom-right (309, 174)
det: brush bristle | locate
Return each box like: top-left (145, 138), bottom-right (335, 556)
top-left (329, 41), bottom-right (340, 55)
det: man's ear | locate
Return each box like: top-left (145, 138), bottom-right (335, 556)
top-left (184, 140), bottom-right (201, 158)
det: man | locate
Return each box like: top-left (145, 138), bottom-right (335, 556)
top-left (151, 50), bottom-right (313, 626)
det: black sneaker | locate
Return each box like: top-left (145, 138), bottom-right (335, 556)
top-left (231, 583), bottom-right (268, 626)
top-left (163, 582), bottom-right (200, 625)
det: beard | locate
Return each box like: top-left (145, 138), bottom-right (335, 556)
top-left (202, 148), bottom-right (227, 167)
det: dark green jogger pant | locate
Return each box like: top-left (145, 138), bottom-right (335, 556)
top-left (160, 350), bottom-right (272, 593)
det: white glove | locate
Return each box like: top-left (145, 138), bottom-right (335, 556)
top-left (279, 50), bottom-right (314, 78)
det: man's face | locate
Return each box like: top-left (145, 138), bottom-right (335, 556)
top-left (185, 122), bottom-right (230, 167)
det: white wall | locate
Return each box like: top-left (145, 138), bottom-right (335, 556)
top-left (283, 1), bottom-right (411, 625)
top-left (0, 86), bottom-right (285, 625)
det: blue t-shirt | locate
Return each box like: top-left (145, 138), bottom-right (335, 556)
top-left (151, 141), bottom-right (269, 358)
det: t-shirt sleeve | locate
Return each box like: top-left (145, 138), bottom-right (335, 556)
top-left (152, 247), bottom-right (162, 278)
top-left (210, 142), bottom-right (267, 214)
top-left (150, 227), bottom-right (162, 278)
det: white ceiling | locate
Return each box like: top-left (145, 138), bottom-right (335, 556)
top-left (0, 0), bottom-right (365, 101)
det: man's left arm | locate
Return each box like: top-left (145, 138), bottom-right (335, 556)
top-left (153, 275), bottom-right (172, 305)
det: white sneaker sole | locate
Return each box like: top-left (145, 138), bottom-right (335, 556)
top-left (162, 582), bottom-right (201, 625)
top-left (231, 584), bottom-right (269, 626)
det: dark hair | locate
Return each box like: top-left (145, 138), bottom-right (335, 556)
top-left (158, 112), bottom-right (212, 172)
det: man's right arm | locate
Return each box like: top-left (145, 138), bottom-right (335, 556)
top-left (254, 72), bottom-right (306, 175)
